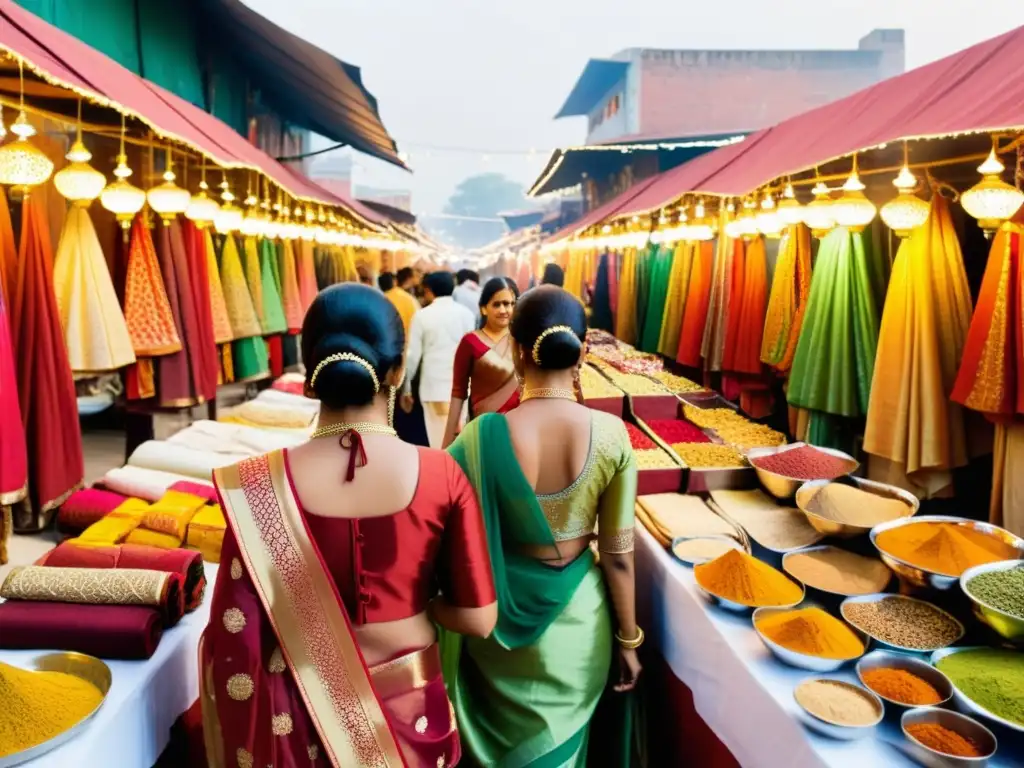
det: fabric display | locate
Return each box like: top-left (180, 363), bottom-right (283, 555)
top-left (0, 601), bottom-right (163, 660)
top-left (100, 465), bottom-right (213, 502)
top-left (73, 500), bottom-right (148, 546)
top-left (55, 488), bottom-right (130, 534)
top-left (184, 504), bottom-right (227, 563)
top-left (126, 439), bottom-right (248, 481)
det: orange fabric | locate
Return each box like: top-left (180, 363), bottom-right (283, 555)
top-left (123, 215), bottom-right (181, 356)
top-left (279, 240), bottom-right (304, 332)
top-left (676, 241), bottom-right (714, 368)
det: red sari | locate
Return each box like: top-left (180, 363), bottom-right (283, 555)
top-left (451, 331), bottom-right (520, 418)
top-left (0, 281), bottom-right (26, 506)
top-left (202, 449), bottom-right (494, 767)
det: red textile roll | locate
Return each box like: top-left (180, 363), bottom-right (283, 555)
top-left (41, 542), bottom-right (207, 612)
top-left (56, 488), bottom-right (129, 533)
top-left (0, 601), bottom-right (163, 660)
top-left (169, 480), bottom-right (218, 505)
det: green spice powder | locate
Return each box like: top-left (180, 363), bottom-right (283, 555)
top-left (966, 567), bottom-right (1024, 619)
top-left (937, 649), bottom-right (1024, 726)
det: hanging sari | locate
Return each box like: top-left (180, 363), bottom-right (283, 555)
top-left (219, 235), bottom-right (269, 384)
top-left (638, 244), bottom-right (673, 354)
top-left (154, 222), bottom-right (205, 407)
top-left (51, 206), bottom-right (135, 374)
top-left (590, 253), bottom-right (614, 333)
top-left (181, 221), bottom-right (220, 401)
top-left (296, 239), bottom-right (318, 315)
top-left (202, 452), bottom-right (455, 767)
top-left (864, 196), bottom-right (973, 499)
top-left (722, 236), bottom-right (772, 417)
top-left (702, 234), bottom-right (738, 373)
top-left (0, 283), bottom-right (26, 506)
top-left (761, 224), bottom-right (812, 373)
top-left (676, 240), bottom-right (714, 368)
top-left (442, 412), bottom-right (636, 767)
top-left (277, 240), bottom-right (303, 370)
top-left (8, 196), bottom-right (84, 529)
top-left (452, 331), bottom-right (519, 418)
top-left (657, 241), bottom-right (693, 359)
top-left (259, 238), bottom-right (288, 378)
top-left (614, 247), bottom-right (638, 345)
top-left (202, 228), bottom-right (236, 383)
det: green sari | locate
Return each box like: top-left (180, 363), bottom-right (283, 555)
top-left (443, 412), bottom-right (635, 767)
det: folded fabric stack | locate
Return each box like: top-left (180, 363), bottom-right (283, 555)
top-left (185, 504), bottom-right (227, 563)
top-left (271, 372), bottom-right (306, 395)
top-left (127, 440), bottom-right (248, 481)
top-left (168, 419), bottom-right (306, 456)
top-left (126, 490), bottom-right (208, 549)
top-left (101, 465), bottom-right (214, 502)
top-left (56, 488), bottom-right (131, 535)
top-left (218, 389), bottom-right (318, 433)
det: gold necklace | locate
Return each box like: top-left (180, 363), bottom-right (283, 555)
top-left (310, 421), bottom-right (397, 439)
top-left (521, 387), bottom-right (576, 402)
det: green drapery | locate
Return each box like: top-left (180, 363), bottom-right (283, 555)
top-left (638, 244), bottom-right (674, 353)
top-left (258, 238), bottom-right (287, 335)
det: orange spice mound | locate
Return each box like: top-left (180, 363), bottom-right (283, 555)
top-left (694, 549), bottom-right (803, 607)
top-left (876, 522), bottom-right (1019, 577)
top-left (755, 607), bottom-right (864, 659)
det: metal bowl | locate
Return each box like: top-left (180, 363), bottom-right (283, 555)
top-left (753, 602), bottom-right (868, 671)
top-left (870, 516), bottom-right (1024, 590)
top-left (782, 545), bottom-right (893, 597)
top-left (901, 707), bottom-right (997, 767)
top-left (792, 677), bottom-right (884, 739)
top-left (840, 593), bottom-right (965, 653)
top-left (856, 649), bottom-right (954, 710)
top-left (747, 443), bottom-right (858, 500)
top-left (796, 477), bottom-right (918, 539)
top-left (694, 563), bottom-right (805, 614)
top-left (960, 560), bottom-right (1024, 646)
top-left (0, 652), bottom-right (111, 768)
top-left (931, 647), bottom-right (1024, 734)
top-left (670, 535), bottom-right (746, 567)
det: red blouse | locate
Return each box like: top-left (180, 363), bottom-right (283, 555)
top-left (285, 447), bottom-right (495, 625)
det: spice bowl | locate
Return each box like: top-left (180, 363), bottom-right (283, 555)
top-left (753, 602), bottom-right (867, 671)
top-left (930, 647), bottom-right (1024, 734)
top-left (0, 652), bottom-right (111, 768)
top-left (870, 515), bottom-right (1024, 591)
top-left (696, 580), bottom-right (805, 615)
top-left (960, 560), bottom-right (1024, 646)
top-left (792, 677), bottom-right (884, 740)
top-left (856, 650), bottom-right (955, 711)
top-left (900, 707), bottom-right (996, 768)
top-left (670, 535), bottom-right (746, 567)
top-left (747, 443), bottom-right (858, 500)
top-left (840, 594), bottom-right (965, 654)
top-left (795, 477), bottom-right (918, 539)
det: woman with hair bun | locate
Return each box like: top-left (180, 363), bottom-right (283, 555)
top-left (200, 283), bottom-right (497, 768)
top-left (442, 285), bottom-right (641, 766)
top-left (441, 276), bottom-right (520, 448)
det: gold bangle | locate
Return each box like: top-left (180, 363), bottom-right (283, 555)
top-left (615, 627), bottom-right (644, 649)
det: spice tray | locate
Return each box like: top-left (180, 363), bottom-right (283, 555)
top-left (855, 650), bottom-right (955, 711)
top-left (959, 561), bottom-right (1024, 646)
top-left (795, 476), bottom-right (919, 539)
top-left (0, 652), bottom-right (112, 768)
top-left (931, 647), bottom-right (1024, 734)
top-left (627, 392), bottom-right (685, 421)
top-left (899, 707), bottom-right (997, 768)
top-left (840, 593), bottom-right (966, 654)
top-left (628, 414), bottom-right (686, 495)
top-left (583, 395), bottom-right (625, 418)
top-left (754, 601), bottom-right (866, 672)
top-left (747, 443), bottom-right (859, 500)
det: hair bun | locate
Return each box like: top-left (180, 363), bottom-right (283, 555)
top-left (307, 333), bottom-right (382, 409)
top-left (533, 326), bottom-right (582, 370)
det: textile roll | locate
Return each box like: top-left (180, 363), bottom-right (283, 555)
top-left (0, 276), bottom-right (27, 506)
top-left (761, 224), bottom-right (812, 373)
top-left (186, 504), bottom-right (226, 563)
top-left (125, 528), bottom-right (182, 549)
top-left (256, 238), bottom-right (287, 333)
top-left (52, 206), bottom-right (136, 374)
top-left (1, 565), bottom-right (184, 626)
top-left (167, 419), bottom-right (306, 456)
top-left (56, 488), bottom-right (129, 533)
top-left (42, 542), bottom-right (207, 612)
top-left (242, 236), bottom-right (266, 328)
top-left (101, 465), bottom-right (212, 502)
top-left (271, 373), bottom-right (306, 396)
top-left (169, 479), bottom-right (219, 504)
top-left (141, 490), bottom-right (208, 539)
top-left (864, 196), bottom-right (973, 498)
top-left (127, 439), bottom-right (248, 481)
top-left (6, 194), bottom-right (84, 528)
top-left (75, 509), bottom-right (144, 547)
top-left (219, 399), bottom-right (316, 431)
top-left (0, 602), bottom-right (163, 660)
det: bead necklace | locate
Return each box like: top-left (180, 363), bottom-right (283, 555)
top-left (520, 387), bottom-right (576, 403)
top-left (310, 421), bottom-right (397, 440)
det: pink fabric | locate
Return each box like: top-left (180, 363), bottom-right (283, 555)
top-left (169, 480), bottom-right (219, 504)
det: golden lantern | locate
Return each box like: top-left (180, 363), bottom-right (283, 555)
top-left (146, 148), bottom-right (191, 222)
top-left (879, 145), bottom-right (929, 238)
top-left (961, 142), bottom-right (1024, 237)
top-left (213, 179), bottom-right (243, 234)
top-left (755, 192), bottom-right (783, 238)
top-left (689, 199), bottom-right (715, 241)
top-left (736, 198), bottom-right (758, 238)
top-left (185, 179), bottom-right (220, 228)
top-left (0, 61), bottom-right (54, 193)
top-left (776, 181), bottom-right (804, 226)
top-left (53, 118), bottom-right (106, 208)
top-left (831, 155), bottom-right (877, 232)
top-left (803, 181), bottom-right (837, 239)
top-left (100, 116), bottom-right (146, 230)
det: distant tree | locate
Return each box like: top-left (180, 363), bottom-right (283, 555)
top-left (437, 173), bottom-right (530, 249)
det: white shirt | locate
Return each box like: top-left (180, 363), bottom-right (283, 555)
top-left (403, 296), bottom-right (476, 402)
top-left (452, 282), bottom-right (481, 316)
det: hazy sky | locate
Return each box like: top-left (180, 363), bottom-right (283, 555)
top-left (244, 0), bottom-right (1024, 220)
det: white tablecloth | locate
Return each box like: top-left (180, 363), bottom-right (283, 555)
top-left (635, 528), bottom-right (1022, 767)
top-left (3, 563), bottom-right (216, 768)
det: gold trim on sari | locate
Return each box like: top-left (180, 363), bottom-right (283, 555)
top-left (215, 452), bottom-right (405, 767)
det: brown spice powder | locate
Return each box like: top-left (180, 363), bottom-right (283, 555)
top-left (806, 483), bottom-right (911, 526)
top-left (783, 547), bottom-right (892, 595)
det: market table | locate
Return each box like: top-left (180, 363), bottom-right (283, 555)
top-left (2, 562), bottom-right (216, 768)
top-left (635, 528), bottom-right (1024, 768)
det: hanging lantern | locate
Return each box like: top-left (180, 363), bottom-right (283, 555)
top-left (54, 104), bottom-right (107, 209)
top-left (961, 142), bottom-right (1024, 237)
top-left (777, 181), bottom-right (804, 226)
top-left (100, 116), bottom-right (146, 230)
top-left (735, 198), bottom-right (758, 238)
top-left (185, 179), bottom-right (221, 228)
top-left (0, 61), bottom-right (54, 193)
top-left (213, 179), bottom-right (243, 234)
top-left (146, 148), bottom-right (191, 222)
top-left (755, 192), bottom-right (783, 238)
top-left (803, 181), bottom-right (836, 239)
top-left (879, 145), bottom-right (929, 238)
top-left (832, 155), bottom-right (877, 233)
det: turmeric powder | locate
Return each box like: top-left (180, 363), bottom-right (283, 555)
top-left (694, 549), bottom-right (803, 607)
top-left (755, 607), bottom-right (865, 659)
top-left (876, 521), bottom-right (1020, 577)
top-left (860, 667), bottom-right (943, 706)
top-left (0, 660), bottom-right (103, 756)
top-left (905, 723), bottom-right (985, 758)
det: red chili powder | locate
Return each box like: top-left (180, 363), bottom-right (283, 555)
top-left (626, 423), bottom-right (657, 450)
top-left (647, 419), bottom-right (711, 444)
top-left (752, 445), bottom-right (852, 480)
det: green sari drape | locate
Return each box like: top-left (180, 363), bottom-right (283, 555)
top-left (442, 413), bottom-right (623, 767)
top-left (638, 244), bottom-right (674, 353)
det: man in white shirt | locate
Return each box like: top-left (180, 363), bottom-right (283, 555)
top-left (400, 271), bottom-right (476, 448)
top-left (452, 269), bottom-right (482, 315)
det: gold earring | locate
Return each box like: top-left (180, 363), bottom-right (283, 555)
top-left (387, 386), bottom-right (396, 427)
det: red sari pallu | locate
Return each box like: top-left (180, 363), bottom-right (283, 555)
top-left (202, 452), bottom-right (459, 768)
top-left (451, 331), bottom-right (520, 419)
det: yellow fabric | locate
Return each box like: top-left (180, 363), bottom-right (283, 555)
top-left (991, 423), bottom-right (1024, 536)
top-left (107, 498), bottom-right (149, 520)
top-left (563, 251), bottom-right (586, 300)
top-left (615, 247), bottom-right (638, 345)
top-left (220, 234), bottom-right (262, 339)
top-left (242, 236), bottom-right (265, 328)
top-left (863, 196), bottom-right (972, 499)
top-left (186, 504), bottom-right (226, 563)
top-left (761, 224), bottom-right (812, 373)
top-left (143, 490), bottom-right (207, 539)
top-left (204, 230), bottom-right (235, 344)
top-left (657, 242), bottom-right (693, 358)
top-left (125, 527), bottom-right (182, 549)
top-left (52, 207), bottom-right (136, 374)
top-left (385, 287), bottom-right (419, 337)
top-left (702, 218), bottom-right (734, 372)
top-left (76, 513), bottom-right (142, 546)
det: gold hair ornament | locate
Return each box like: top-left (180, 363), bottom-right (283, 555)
top-left (308, 353), bottom-right (380, 392)
top-left (532, 325), bottom-right (576, 365)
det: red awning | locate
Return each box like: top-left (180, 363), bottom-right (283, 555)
top-left (0, 0), bottom-right (384, 223)
top-left (543, 175), bottom-right (663, 244)
top-left (612, 23), bottom-right (1024, 216)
